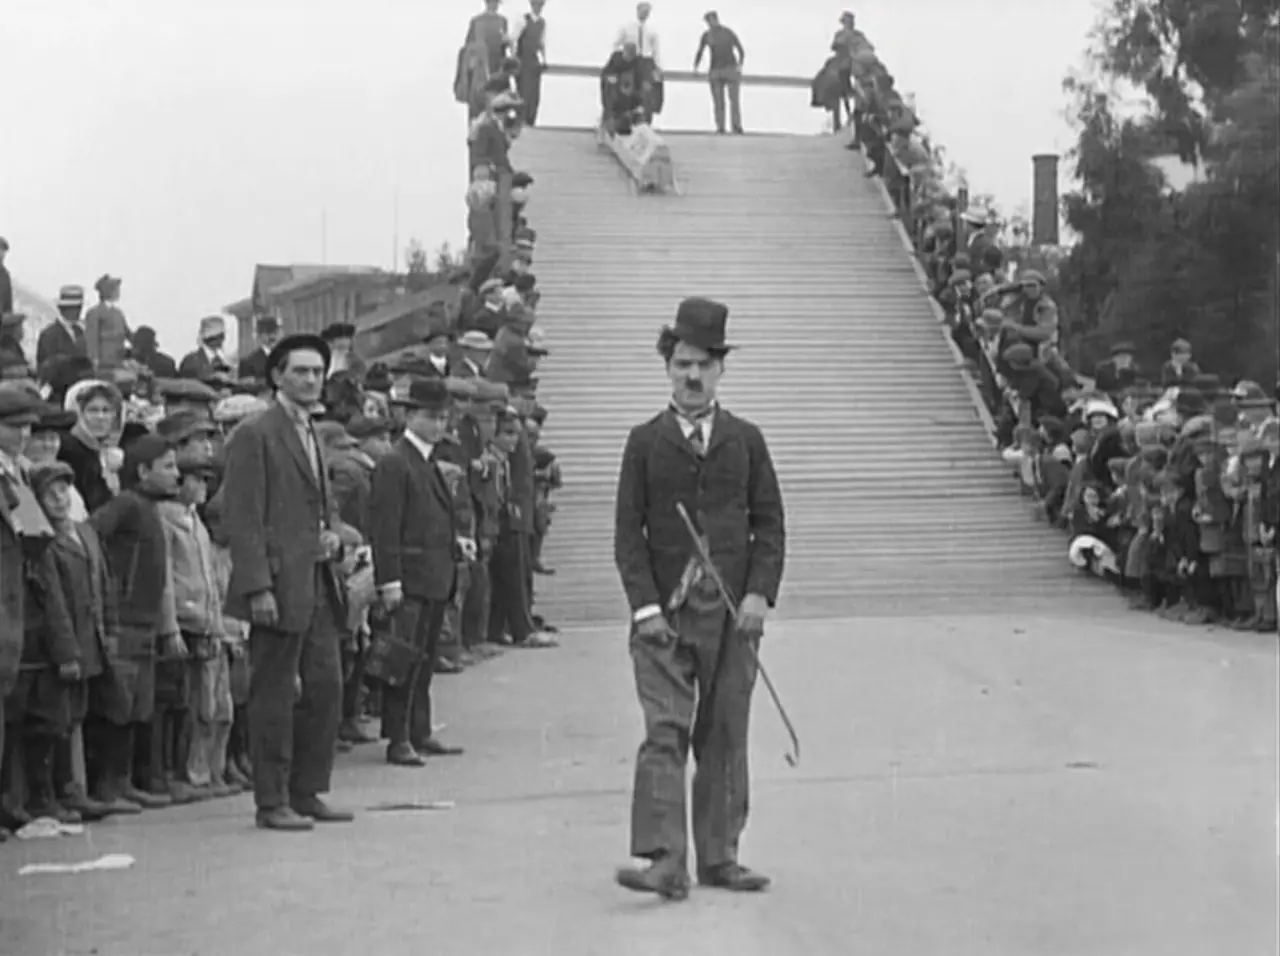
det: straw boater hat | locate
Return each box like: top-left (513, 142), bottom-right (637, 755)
top-left (197, 315), bottom-right (226, 343)
top-left (56, 285), bottom-right (85, 310)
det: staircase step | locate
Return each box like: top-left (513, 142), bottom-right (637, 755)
top-left (513, 129), bottom-right (1073, 625)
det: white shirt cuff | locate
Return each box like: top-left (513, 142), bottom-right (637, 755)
top-left (380, 581), bottom-right (401, 592)
top-left (633, 604), bottom-right (663, 623)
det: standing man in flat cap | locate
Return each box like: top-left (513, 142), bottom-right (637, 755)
top-left (613, 297), bottom-right (785, 900)
top-left (237, 315), bottom-right (281, 383)
top-left (220, 333), bottom-right (352, 831)
top-left (83, 275), bottom-right (131, 374)
top-left (37, 285), bottom-right (90, 373)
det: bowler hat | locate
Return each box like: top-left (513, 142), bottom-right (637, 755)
top-left (663, 298), bottom-right (732, 354)
top-left (390, 376), bottom-right (451, 412)
top-left (155, 377), bottom-right (221, 404)
top-left (33, 406), bottom-right (77, 433)
top-left (255, 314), bottom-right (280, 334)
top-left (266, 334), bottom-right (331, 380)
top-left (1110, 341), bottom-right (1136, 356)
top-left (363, 362), bottom-right (393, 393)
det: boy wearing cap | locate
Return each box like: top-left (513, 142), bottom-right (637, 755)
top-left (33, 461), bottom-right (123, 819)
top-left (5, 461), bottom-right (81, 825)
top-left (87, 435), bottom-right (183, 811)
top-left (1161, 339), bottom-right (1201, 388)
top-left (161, 450), bottom-right (237, 798)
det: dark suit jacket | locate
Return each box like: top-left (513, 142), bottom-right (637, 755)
top-left (220, 402), bottom-right (341, 633)
top-left (614, 407), bottom-right (786, 615)
top-left (178, 348), bottom-right (231, 380)
top-left (238, 348), bottom-right (269, 382)
top-left (368, 437), bottom-right (458, 602)
top-left (36, 321), bottom-right (88, 371)
top-left (134, 349), bottom-right (178, 379)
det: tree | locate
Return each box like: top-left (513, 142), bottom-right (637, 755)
top-left (405, 238), bottom-right (431, 292)
top-left (1055, 0), bottom-right (1279, 383)
top-left (433, 242), bottom-right (464, 273)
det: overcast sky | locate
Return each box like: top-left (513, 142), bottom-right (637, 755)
top-left (1, 0), bottom-right (1098, 354)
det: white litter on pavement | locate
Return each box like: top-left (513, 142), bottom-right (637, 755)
top-left (19, 853), bottom-right (136, 876)
top-left (15, 817), bottom-right (86, 840)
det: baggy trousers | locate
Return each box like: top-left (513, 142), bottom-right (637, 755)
top-left (628, 603), bottom-right (758, 870)
top-left (708, 66), bottom-right (743, 133)
top-left (380, 599), bottom-right (446, 747)
top-left (247, 571), bottom-right (344, 811)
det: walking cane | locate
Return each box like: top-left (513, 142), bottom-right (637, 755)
top-left (674, 503), bottom-right (800, 768)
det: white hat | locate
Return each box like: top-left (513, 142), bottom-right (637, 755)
top-left (457, 331), bottom-right (494, 351)
top-left (198, 315), bottom-right (227, 341)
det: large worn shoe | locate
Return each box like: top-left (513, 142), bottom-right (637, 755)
top-left (615, 855), bottom-right (690, 901)
top-left (121, 785), bottom-right (172, 810)
top-left (27, 800), bottom-right (81, 825)
top-left (60, 787), bottom-right (114, 822)
top-left (256, 807), bottom-right (314, 832)
top-left (338, 719), bottom-right (378, 745)
top-left (0, 803), bottom-right (32, 832)
top-left (169, 781), bottom-right (210, 805)
top-left (414, 737), bottom-right (463, 757)
top-left (91, 789), bottom-right (143, 815)
top-left (291, 796), bottom-right (355, 823)
top-left (698, 862), bottom-right (771, 892)
top-left (386, 742), bottom-right (426, 767)
top-left (433, 657), bottom-right (464, 675)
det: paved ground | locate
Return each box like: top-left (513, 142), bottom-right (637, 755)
top-left (1, 609), bottom-right (1276, 956)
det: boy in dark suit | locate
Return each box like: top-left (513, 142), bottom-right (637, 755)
top-left (613, 297), bottom-right (786, 901)
top-left (367, 377), bottom-right (467, 766)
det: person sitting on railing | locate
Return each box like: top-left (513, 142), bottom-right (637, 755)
top-left (995, 343), bottom-right (1069, 447)
top-left (469, 89), bottom-right (522, 176)
top-left (811, 42), bottom-right (854, 133)
top-left (601, 42), bottom-right (649, 135)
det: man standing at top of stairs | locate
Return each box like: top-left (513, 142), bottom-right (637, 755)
top-left (693, 10), bottom-right (745, 134)
top-left (512, 0), bottom-right (546, 126)
top-left (615, 2), bottom-right (664, 117)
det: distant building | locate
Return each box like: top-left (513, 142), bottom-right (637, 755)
top-left (237, 264), bottom-right (406, 345)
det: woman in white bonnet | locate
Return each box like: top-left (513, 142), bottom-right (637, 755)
top-left (57, 379), bottom-right (125, 516)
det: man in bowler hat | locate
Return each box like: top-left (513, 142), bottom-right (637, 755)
top-left (237, 315), bottom-right (281, 382)
top-left (366, 377), bottom-right (468, 766)
top-left (613, 297), bottom-right (786, 900)
top-left (219, 333), bottom-right (353, 831)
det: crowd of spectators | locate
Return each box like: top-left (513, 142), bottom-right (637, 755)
top-left (0, 0), bottom-right (563, 839)
top-left (824, 12), bottom-right (1279, 631)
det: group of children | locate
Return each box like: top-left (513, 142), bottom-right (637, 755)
top-left (1, 387), bottom-right (258, 836)
top-left (1048, 386), bottom-right (1279, 629)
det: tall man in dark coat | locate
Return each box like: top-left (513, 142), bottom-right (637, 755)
top-left (613, 297), bottom-right (786, 901)
top-left (36, 285), bottom-right (89, 375)
top-left (367, 377), bottom-right (467, 766)
top-left (220, 333), bottom-right (352, 831)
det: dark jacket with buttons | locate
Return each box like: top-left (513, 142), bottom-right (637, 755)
top-left (614, 406), bottom-right (786, 615)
